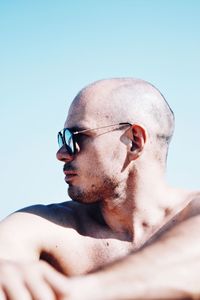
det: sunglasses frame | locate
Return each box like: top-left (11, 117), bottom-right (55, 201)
top-left (57, 122), bottom-right (132, 154)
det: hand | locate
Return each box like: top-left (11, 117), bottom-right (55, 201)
top-left (54, 276), bottom-right (101, 300)
top-left (0, 259), bottom-right (69, 300)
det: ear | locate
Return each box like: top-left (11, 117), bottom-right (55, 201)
top-left (128, 124), bottom-right (147, 161)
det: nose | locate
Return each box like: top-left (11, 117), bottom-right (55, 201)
top-left (56, 146), bottom-right (74, 162)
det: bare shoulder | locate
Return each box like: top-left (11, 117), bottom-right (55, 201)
top-left (0, 201), bottom-right (78, 228)
top-left (0, 201), bottom-right (85, 261)
top-left (17, 201), bottom-right (80, 228)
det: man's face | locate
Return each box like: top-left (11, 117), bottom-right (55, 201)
top-left (57, 95), bottom-right (131, 204)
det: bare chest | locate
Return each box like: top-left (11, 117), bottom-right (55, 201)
top-left (39, 227), bottom-right (132, 276)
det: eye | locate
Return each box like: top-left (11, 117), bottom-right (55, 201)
top-left (74, 133), bottom-right (87, 143)
top-left (74, 134), bottom-right (91, 152)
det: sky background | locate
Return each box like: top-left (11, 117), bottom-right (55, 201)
top-left (0, 0), bottom-right (199, 220)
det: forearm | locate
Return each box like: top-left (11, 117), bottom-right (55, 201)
top-left (83, 215), bottom-right (200, 299)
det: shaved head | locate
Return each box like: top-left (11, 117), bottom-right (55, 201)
top-left (67, 78), bottom-right (174, 164)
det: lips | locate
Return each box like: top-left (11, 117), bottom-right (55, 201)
top-left (64, 174), bottom-right (77, 184)
top-left (63, 170), bottom-right (77, 176)
top-left (63, 166), bottom-right (78, 183)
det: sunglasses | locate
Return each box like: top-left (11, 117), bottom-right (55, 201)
top-left (57, 122), bottom-right (132, 155)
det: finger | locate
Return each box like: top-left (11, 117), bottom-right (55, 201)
top-left (25, 276), bottom-right (56, 300)
top-left (0, 287), bottom-right (7, 300)
top-left (2, 280), bottom-right (32, 300)
top-left (41, 262), bottom-right (70, 296)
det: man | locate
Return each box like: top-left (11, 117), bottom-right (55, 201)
top-left (0, 78), bottom-right (199, 299)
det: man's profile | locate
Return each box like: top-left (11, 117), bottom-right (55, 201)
top-left (0, 78), bottom-right (199, 299)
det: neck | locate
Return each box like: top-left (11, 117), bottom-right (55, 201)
top-left (101, 163), bottom-right (189, 248)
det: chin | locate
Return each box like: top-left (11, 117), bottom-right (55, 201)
top-left (68, 185), bottom-right (100, 204)
top-left (67, 177), bottom-right (119, 204)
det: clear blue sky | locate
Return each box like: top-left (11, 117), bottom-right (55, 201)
top-left (0, 0), bottom-right (200, 220)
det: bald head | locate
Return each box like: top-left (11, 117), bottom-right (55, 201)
top-left (67, 78), bottom-right (174, 163)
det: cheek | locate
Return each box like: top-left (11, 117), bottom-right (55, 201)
top-left (77, 135), bottom-right (127, 177)
top-left (92, 139), bottom-right (127, 174)
top-left (76, 147), bottom-right (103, 175)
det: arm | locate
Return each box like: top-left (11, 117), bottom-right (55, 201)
top-left (0, 211), bottom-right (40, 261)
top-left (0, 207), bottom-right (72, 300)
top-left (64, 215), bottom-right (200, 300)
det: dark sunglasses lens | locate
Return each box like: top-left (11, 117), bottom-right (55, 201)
top-left (64, 129), bottom-right (74, 154)
top-left (58, 133), bottom-right (64, 149)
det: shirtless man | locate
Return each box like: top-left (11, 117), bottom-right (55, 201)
top-left (0, 78), bottom-right (199, 300)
